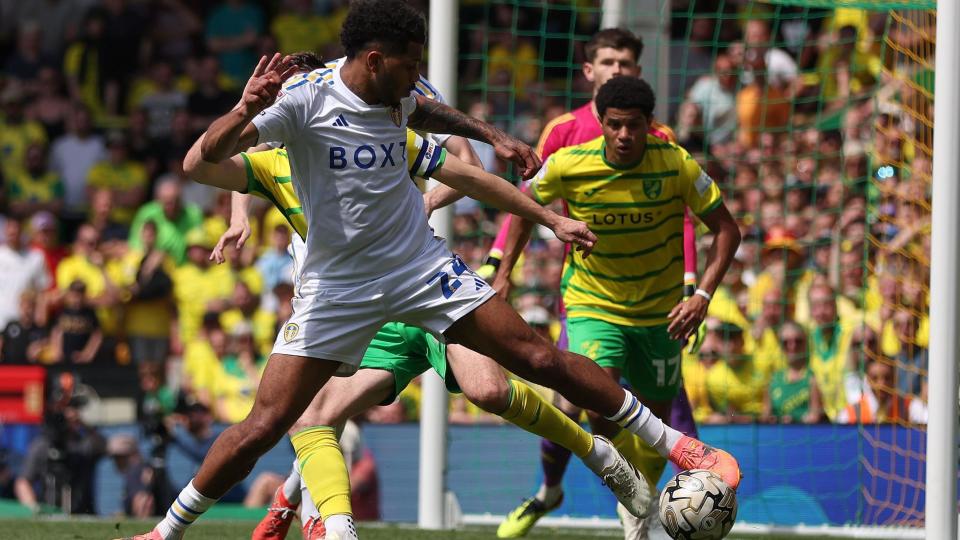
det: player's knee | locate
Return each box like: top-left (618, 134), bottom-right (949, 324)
top-left (463, 379), bottom-right (511, 413)
top-left (525, 345), bottom-right (563, 381)
top-left (240, 411), bottom-right (289, 452)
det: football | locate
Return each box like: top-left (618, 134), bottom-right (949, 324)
top-left (658, 469), bottom-right (738, 540)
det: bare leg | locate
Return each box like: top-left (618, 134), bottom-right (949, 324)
top-left (289, 368), bottom-right (397, 434)
top-left (193, 354), bottom-right (340, 497)
top-left (444, 296), bottom-right (625, 417)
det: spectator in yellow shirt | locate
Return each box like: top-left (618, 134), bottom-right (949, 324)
top-left (181, 314), bottom-right (227, 408)
top-left (704, 321), bottom-right (765, 423)
top-left (270, 0), bottom-right (334, 55)
top-left (0, 87), bottom-right (47, 180)
top-left (171, 230), bottom-right (230, 348)
top-left (86, 132), bottom-right (148, 225)
top-left (808, 281), bottom-right (856, 421)
top-left (118, 220), bottom-right (175, 365)
top-left (219, 281), bottom-right (275, 358)
top-left (55, 224), bottom-right (120, 336)
top-left (6, 143), bottom-right (65, 219)
top-left (211, 322), bottom-right (265, 424)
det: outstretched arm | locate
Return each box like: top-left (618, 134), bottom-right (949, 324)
top-left (408, 95), bottom-right (541, 179)
top-left (433, 155), bottom-right (596, 255)
top-left (200, 53), bottom-right (296, 162)
top-left (423, 135), bottom-right (480, 215)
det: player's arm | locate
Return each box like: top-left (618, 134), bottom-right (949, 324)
top-left (407, 95), bottom-right (541, 179)
top-left (491, 198), bottom-right (537, 297)
top-left (423, 135), bottom-right (480, 215)
top-left (183, 133), bottom-right (250, 192)
top-left (200, 53), bottom-right (296, 162)
top-left (210, 191), bottom-right (254, 264)
top-left (433, 155), bottom-right (596, 255)
top-left (668, 203), bottom-right (741, 341)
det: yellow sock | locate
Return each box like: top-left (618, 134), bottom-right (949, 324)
top-left (499, 379), bottom-right (594, 458)
top-left (290, 426), bottom-right (353, 518)
top-left (612, 429), bottom-right (667, 490)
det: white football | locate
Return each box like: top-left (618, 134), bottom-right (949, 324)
top-left (658, 469), bottom-right (737, 540)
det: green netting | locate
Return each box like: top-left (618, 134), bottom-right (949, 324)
top-left (448, 0), bottom-right (936, 530)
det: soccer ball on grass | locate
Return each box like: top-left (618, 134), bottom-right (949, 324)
top-left (658, 469), bottom-right (737, 540)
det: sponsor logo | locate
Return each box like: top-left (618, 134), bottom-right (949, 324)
top-left (329, 140), bottom-right (406, 170)
top-left (332, 114), bottom-right (349, 127)
top-left (592, 212), bottom-right (656, 225)
top-left (283, 323), bottom-right (299, 342)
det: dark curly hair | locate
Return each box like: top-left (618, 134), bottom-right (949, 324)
top-left (340, 0), bottom-right (426, 59)
top-left (595, 77), bottom-right (655, 120)
top-left (287, 51), bottom-right (325, 72)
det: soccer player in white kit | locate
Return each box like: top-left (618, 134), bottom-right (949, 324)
top-left (122, 3), bottom-right (740, 539)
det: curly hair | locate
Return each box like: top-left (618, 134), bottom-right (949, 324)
top-left (287, 51), bottom-right (325, 72)
top-left (340, 0), bottom-right (426, 59)
top-left (595, 76), bottom-right (655, 120)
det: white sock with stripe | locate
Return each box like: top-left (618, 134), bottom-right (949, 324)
top-left (155, 479), bottom-right (217, 540)
top-left (606, 390), bottom-right (682, 458)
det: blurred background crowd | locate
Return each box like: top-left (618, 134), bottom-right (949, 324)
top-left (0, 0), bottom-right (932, 517)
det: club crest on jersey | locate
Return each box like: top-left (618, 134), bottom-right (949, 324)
top-left (283, 322), bottom-right (299, 342)
top-left (642, 178), bottom-right (662, 199)
top-left (390, 105), bottom-right (403, 127)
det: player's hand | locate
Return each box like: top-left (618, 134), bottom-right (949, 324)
top-left (668, 295), bottom-right (709, 341)
top-left (211, 218), bottom-right (251, 264)
top-left (551, 217), bottom-right (597, 257)
top-left (491, 132), bottom-right (542, 180)
top-left (491, 271), bottom-right (512, 301)
top-left (240, 53), bottom-right (297, 117)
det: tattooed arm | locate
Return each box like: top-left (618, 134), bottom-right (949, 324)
top-left (408, 95), bottom-right (542, 179)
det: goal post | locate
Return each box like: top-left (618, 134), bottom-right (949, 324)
top-left (925, 0), bottom-right (960, 537)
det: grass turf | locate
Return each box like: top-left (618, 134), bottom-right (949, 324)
top-left (0, 518), bottom-right (802, 539)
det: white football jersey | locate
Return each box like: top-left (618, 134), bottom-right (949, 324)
top-left (253, 58), bottom-right (446, 285)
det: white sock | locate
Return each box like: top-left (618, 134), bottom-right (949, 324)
top-left (300, 479), bottom-right (320, 523)
top-left (581, 435), bottom-right (617, 473)
top-left (156, 479), bottom-right (218, 540)
top-left (282, 462), bottom-right (302, 506)
top-left (534, 483), bottom-right (563, 507)
top-left (606, 391), bottom-right (682, 458)
top-left (324, 514), bottom-right (358, 539)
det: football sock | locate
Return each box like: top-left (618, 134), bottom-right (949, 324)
top-left (607, 390), bottom-right (682, 459)
top-left (300, 478), bottom-right (321, 523)
top-left (581, 433), bottom-right (618, 472)
top-left (282, 461), bottom-right (302, 506)
top-left (499, 380), bottom-right (594, 459)
top-left (291, 426), bottom-right (353, 520)
top-left (540, 438), bottom-right (573, 488)
top-left (156, 479), bottom-right (217, 540)
top-left (534, 483), bottom-right (564, 507)
top-left (612, 429), bottom-right (667, 490)
top-left (324, 514), bottom-right (358, 540)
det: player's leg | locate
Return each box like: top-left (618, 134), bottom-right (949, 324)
top-left (119, 354), bottom-right (340, 540)
top-left (443, 296), bottom-right (741, 491)
top-left (253, 369), bottom-right (396, 540)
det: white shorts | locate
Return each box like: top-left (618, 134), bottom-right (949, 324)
top-left (272, 242), bottom-right (494, 374)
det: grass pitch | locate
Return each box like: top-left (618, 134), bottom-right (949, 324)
top-left (0, 518), bottom-right (804, 539)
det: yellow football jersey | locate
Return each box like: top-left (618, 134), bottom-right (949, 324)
top-left (241, 130), bottom-right (447, 239)
top-left (530, 135), bottom-right (723, 327)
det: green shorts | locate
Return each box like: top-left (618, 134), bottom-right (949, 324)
top-left (567, 317), bottom-right (682, 401)
top-left (360, 322), bottom-right (460, 405)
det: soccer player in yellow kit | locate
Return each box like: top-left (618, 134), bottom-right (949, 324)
top-left (498, 75), bottom-right (743, 537)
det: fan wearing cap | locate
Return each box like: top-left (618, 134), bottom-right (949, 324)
top-left (747, 226), bottom-right (813, 323)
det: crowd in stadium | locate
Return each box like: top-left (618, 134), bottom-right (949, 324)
top-left (0, 0), bottom-right (932, 515)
